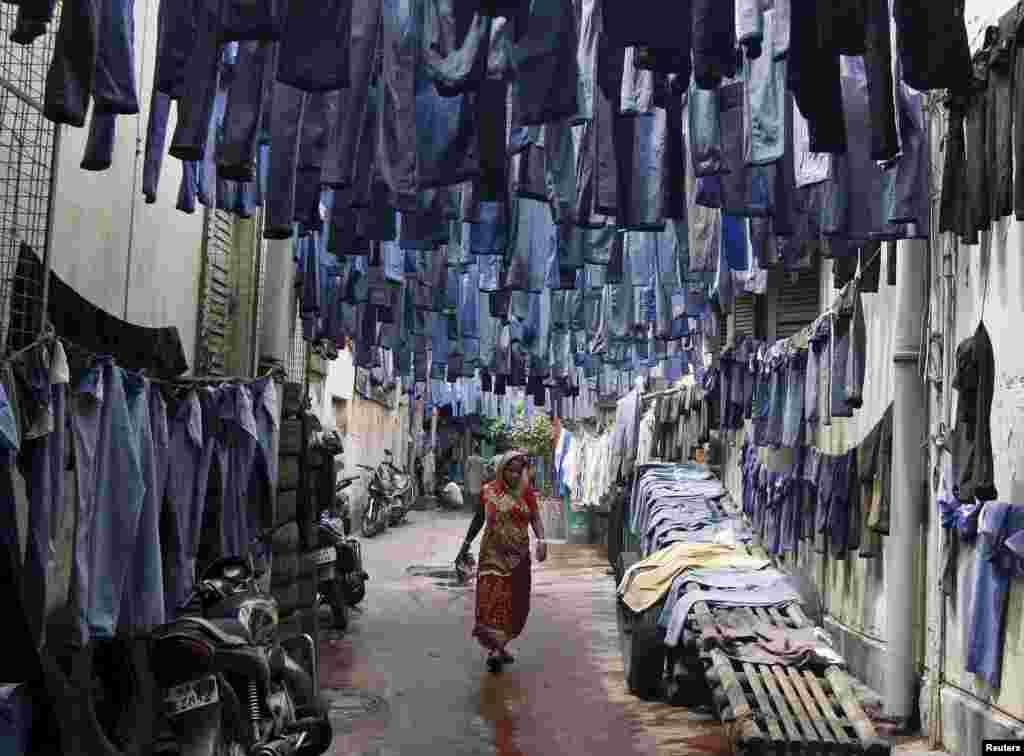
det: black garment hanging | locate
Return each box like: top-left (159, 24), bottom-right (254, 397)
top-left (12, 244), bottom-right (189, 378)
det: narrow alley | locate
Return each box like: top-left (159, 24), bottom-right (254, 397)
top-left (318, 510), bottom-right (728, 756)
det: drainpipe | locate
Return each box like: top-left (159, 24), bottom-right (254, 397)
top-left (886, 237), bottom-right (928, 724)
top-left (259, 237), bottom-right (295, 534)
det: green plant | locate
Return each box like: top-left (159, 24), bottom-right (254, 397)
top-left (507, 412), bottom-right (554, 458)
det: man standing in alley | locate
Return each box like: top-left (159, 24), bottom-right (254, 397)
top-left (455, 449), bottom-right (489, 572)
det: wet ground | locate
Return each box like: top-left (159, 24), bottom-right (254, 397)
top-left (317, 509), bottom-right (731, 756)
top-left (317, 509), bottom-right (947, 756)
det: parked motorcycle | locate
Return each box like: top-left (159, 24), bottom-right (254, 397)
top-left (315, 474), bottom-right (369, 631)
top-left (150, 530), bottom-right (332, 756)
top-left (358, 450), bottom-right (413, 537)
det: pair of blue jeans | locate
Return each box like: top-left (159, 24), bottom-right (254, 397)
top-left (70, 358), bottom-right (146, 641)
top-left (44, 0), bottom-right (139, 126)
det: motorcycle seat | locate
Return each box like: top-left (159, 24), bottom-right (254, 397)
top-left (174, 616), bottom-right (250, 647)
top-left (318, 519), bottom-right (347, 542)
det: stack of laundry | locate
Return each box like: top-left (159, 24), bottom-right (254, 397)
top-left (628, 463), bottom-right (751, 556)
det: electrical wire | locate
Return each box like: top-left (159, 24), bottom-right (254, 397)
top-left (123, 0), bottom-right (156, 320)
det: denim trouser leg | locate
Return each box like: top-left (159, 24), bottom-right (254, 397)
top-left (19, 381), bottom-right (64, 648)
top-left (688, 82), bottom-right (723, 177)
top-left (378, 0), bottom-right (420, 212)
top-left (219, 41), bottom-right (272, 181)
top-left (264, 82), bottom-right (308, 239)
top-left (218, 386), bottom-right (258, 559)
top-left (80, 109), bottom-right (116, 171)
top-left (594, 33), bottom-right (622, 216)
top-left (177, 161), bottom-right (198, 214)
top-left (615, 110), bottom-right (668, 231)
top-left (692, 0), bottom-right (736, 89)
top-left (219, 0), bottom-right (284, 40)
top-left (169, 0), bottom-right (222, 162)
top-left (322, 0), bottom-right (382, 189)
top-left (781, 352), bottom-right (806, 447)
top-left (277, 0), bottom-right (352, 92)
top-left (43, 0), bottom-right (100, 127)
top-left (845, 291), bottom-right (867, 409)
top-left (198, 86), bottom-right (227, 208)
top-left (787, 0), bottom-right (845, 154)
top-left (71, 361), bottom-right (146, 641)
top-left (143, 90), bottom-right (171, 202)
top-left (154, 0), bottom-right (198, 97)
top-left (93, 0), bottom-right (140, 114)
top-left (830, 312), bottom-right (852, 418)
top-left (165, 392), bottom-right (205, 616)
top-left (862, 0), bottom-right (898, 161)
top-left (120, 378), bottom-right (165, 633)
top-left (743, 10), bottom-right (785, 166)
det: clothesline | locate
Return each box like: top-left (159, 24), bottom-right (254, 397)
top-left (769, 242), bottom-right (885, 355)
top-left (1, 323), bottom-right (283, 387)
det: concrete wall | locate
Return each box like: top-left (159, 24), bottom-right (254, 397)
top-left (48, 0), bottom-right (204, 363)
top-left (323, 350), bottom-right (411, 521)
top-left (720, 4), bottom-right (1024, 744)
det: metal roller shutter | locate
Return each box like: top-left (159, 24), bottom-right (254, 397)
top-left (775, 264), bottom-right (820, 341)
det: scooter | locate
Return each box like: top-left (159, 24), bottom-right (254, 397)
top-left (358, 451), bottom-right (414, 537)
top-left (315, 474), bottom-right (369, 631)
top-left (150, 529), bottom-right (332, 756)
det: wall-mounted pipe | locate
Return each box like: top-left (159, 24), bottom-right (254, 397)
top-left (886, 237), bottom-right (928, 723)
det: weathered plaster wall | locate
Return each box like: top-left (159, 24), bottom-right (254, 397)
top-left (720, 2), bottom-right (1024, 740)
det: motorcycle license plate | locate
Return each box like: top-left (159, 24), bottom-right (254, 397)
top-left (314, 546), bottom-right (337, 565)
top-left (165, 676), bottom-right (219, 717)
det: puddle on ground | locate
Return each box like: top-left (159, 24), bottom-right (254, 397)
top-left (405, 565), bottom-right (459, 579)
top-left (324, 688), bottom-right (390, 722)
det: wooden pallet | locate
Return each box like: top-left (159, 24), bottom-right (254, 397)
top-left (684, 583), bottom-right (890, 756)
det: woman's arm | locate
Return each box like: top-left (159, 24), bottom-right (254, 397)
top-left (526, 491), bottom-right (547, 562)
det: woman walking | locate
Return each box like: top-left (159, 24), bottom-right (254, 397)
top-left (472, 450), bottom-right (547, 673)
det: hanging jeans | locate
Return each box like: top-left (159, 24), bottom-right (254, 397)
top-left (893, 0), bottom-right (971, 94)
top-left (119, 377), bottom-right (166, 633)
top-left (377, 0), bottom-right (420, 213)
top-left (219, 41), bottom-right (274, 181)
top-left (277, 0), bottom-right (352, 92)
top-left (692, 0), bottom-right (736, 89)
top-left (164, 391), bottom-right (206, 617)
top-left (264, 82), bottom-right (308, 239)
top-left (81, 108), bottom-right (117, 171)
top-left (71, 359), bottom-right (146, 641)
top-left (17, 374), bottom-right (66, 648)
top-left (787, 0), bottom-right (845, 154)
top-left (143, 91), bottom-right (172, 202)
top-left (743, 9), bottom-right (785, 167)
top-left (216, 386), bottom-right (259, 559)
top-left (322, 0), bottom-right (382, 189)
top-left (169, 0), bottom-right (223, 162)
top-left (43, 0), bottom-right (99, 126)
top-left (296, 92), bottom-right (341, 231)
top-left (44, 0), bottom-right (139, 125)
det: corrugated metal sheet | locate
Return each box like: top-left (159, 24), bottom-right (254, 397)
top-left (196, 208), bottom-right (235, 376)
top-left (776, 264), bottom-right (820, 341)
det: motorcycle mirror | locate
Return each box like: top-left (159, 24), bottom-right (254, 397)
top-left (384, 449), bottom-right (393, 456)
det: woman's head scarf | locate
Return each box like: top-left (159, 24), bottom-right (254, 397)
top-left (494, 449), bottom-right (529, 490)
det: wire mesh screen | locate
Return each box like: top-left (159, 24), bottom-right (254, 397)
top-left (0, 5), bottom-right (60, 354)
